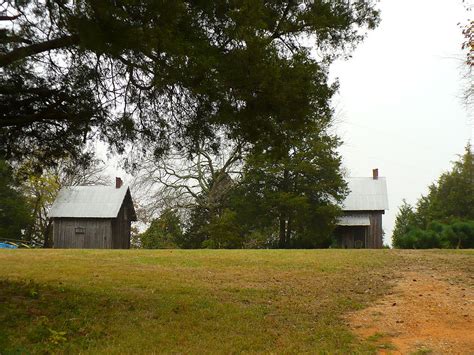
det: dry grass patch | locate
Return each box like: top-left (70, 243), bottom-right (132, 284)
top-left (0, 249), bottom-right (471, 353)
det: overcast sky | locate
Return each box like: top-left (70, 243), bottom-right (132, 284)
top-left (331, 0), bottom-right (473, 244)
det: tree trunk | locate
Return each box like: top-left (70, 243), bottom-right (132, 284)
top-left (278, 168), bottom-right (290, 248)
top-left (286, 215), bottom-right (292, 246)
top-left (278, 215), bottom-right (286, 248)
top-left (42, 220), bottom-right (53, 248)
top-left (25, 196), bottom-right (41, 242)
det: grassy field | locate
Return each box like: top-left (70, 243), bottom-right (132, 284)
top-left (0, 249), bottom-right (472, 354)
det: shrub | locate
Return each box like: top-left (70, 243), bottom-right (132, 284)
top-left (395, 220), bottom-right (474, 249)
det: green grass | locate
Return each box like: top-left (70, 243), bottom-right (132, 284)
top-left (0, 249), bottom-right (472, 354)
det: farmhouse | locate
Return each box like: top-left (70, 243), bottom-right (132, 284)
top-left (335, 169), bottom-right (389, 249)
top-left (49, 178), bottom-right (136, 249)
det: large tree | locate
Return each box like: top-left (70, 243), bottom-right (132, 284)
top-left (1, 0), bottom-right (380, 167)
top-left (133, 137), bottom-right (244, 220)
top-left (230, 122), bottom-right (347, 248)
top-left (428, 143), bottom-right (474, 221)
top-left (134, 120), bottom-right (347, 249)
top-left (132, 137), bottom-right (244, 248)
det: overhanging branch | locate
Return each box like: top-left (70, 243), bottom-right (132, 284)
top-left (0, 34), bottom-right (79, 67)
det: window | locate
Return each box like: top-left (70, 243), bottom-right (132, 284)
top-left (75, 227), bottom-right (85, 234)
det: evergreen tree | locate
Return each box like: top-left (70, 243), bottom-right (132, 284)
top-left (1, 1), bottom-right (380, 167)
top-left (393, 144), bottom-right (474, 249)
top-left (392, 200), bottom-right (416, 248)
top-left (141, 209), bottom-right (183, 249)
top-left (231, 123), bottom-right (347, 248)
top-left (431, 143), bottom-right (474, 221)
top-left (0, 160), bottom-right (32, 241)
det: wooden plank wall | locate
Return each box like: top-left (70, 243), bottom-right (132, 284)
top-left (337, 226), bottom-right (367, 248)
top-left (340, 229), bottom-right (355, 248)
top-left (368, 212), bottom-right (383, 248)
top-left (53, 218), bottom-right (112, 248)
top-left (111, 204), bottom-right (131, 249)
top-left (336, 211), bottom-right (384, 249)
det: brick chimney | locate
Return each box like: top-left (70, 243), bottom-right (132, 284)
top-left (372, 169), bottom-right (379, 180)
top-left (115, 177), bottom-right (123, 189)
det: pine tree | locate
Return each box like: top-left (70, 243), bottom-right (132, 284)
top-left (1, 1), bottom-right (380, 167)
top-left (233, 123), bottom-right (347, 248)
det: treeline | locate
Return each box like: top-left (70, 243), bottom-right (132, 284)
top-left (1, 125), bottom-right (349, 249)
top-left (392, 144), bottom-right (474, 249)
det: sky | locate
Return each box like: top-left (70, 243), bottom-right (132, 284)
top-left (330, 0), bottom-right (473, 244)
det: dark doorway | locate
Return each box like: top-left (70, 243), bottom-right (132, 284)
top-left (336, 226), bottom-right (368, 249)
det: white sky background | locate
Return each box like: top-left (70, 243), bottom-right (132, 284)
top-left (330, 0), bottom-right (473, 245)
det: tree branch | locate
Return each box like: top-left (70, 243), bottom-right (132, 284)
top-left (1, 112), bottom-right (73, 128)
top-left (0, 14), bottom-right (20, 21)
top-left (0, 34), bottom-right (79, 67)
top-left (271, 2), bottom-right (294, 39)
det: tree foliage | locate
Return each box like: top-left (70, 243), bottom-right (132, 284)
top-left (393, 144), bottom-right (474, 249)
top-left (393, 221), bottom-right (474, 249)
top-left (391, 199), bottom-right (416, 247)
top-left (0, 160), bottom-right (32, 241)
top-left (178, 122), bottom-right (347, 249)
top-left (140, 208), bottom-right (183, 249)
top-left (461, 0), bottom-right (473, 107)
top-left (1, 0), bottom-right (380, 167)
top-left (230, 123), bottom-right (347, 248)
top-left (1, 1), bottom-right (381, 248)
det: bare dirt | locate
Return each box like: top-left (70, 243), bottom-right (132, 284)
top-left (348, 268), bottom-right (474, 354)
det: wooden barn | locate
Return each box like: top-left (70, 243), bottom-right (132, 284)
top-left (335, 169), bottom-right (389, 249)
top-left (49, 178), bottom-right (136, 249)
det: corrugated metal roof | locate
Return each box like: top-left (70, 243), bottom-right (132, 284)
top-left (342, 177), bottom-right (388, 211)
top-left (49, 185), bottom-right (130, 218)
top-left (338, 214), bottom-right (371, 226)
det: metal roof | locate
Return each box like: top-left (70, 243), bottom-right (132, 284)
top-left (49, 185), bottom-right (131, 218)
top-left (342, 177), bottom-right (388, 211)
top-left (338, 214), bottom-right (371, 226)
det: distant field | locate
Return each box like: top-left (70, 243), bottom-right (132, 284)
top-left (0, 250), bottom-right (473, 354)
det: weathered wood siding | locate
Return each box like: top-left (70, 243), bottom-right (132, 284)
top-left (368, 212), bottom-right (383, 248)
top-left (336, 211), bottom-right (384, 249)
top-left (53, 218), bottom-right (112, 248)
top-left (111, 203), bottom-right (131, 249)
top-left (339, 226), bottom-right (367, 249)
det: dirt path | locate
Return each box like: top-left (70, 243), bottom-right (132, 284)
top-left (348, 268), bottom-right (474, 354)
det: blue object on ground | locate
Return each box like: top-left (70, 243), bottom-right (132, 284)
top-left (0, 242), bottom-right (17, 249)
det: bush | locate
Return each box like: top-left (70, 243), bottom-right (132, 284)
top-left (394, 220), bottom-right (474, 249)
top-left (140, 209), bottom-right (183, 249)
top-left (451, 221), bottom-right (474, 248)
